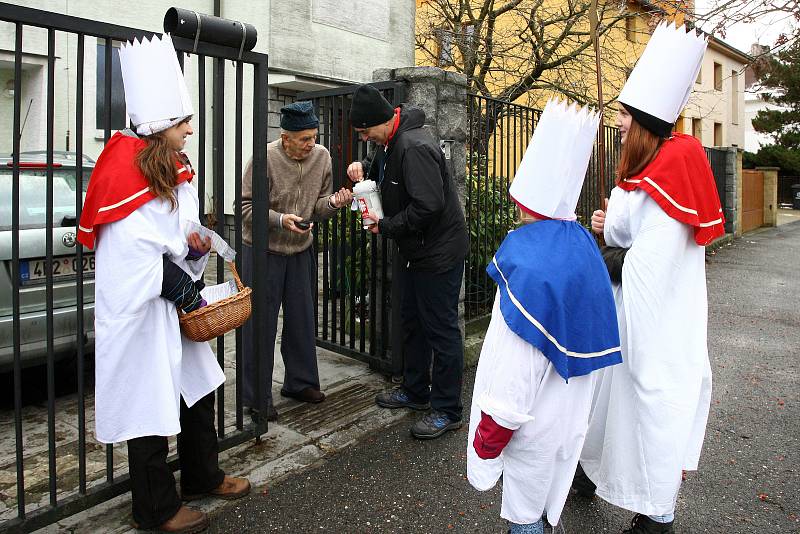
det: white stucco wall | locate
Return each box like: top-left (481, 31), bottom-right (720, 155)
top-left (269, 0), bottom-right (415, 82)
top-left (0, 0), bottom-right (415, 213)
top-left (743, 87), bottom-right (786, 153)
top-left (677, 43), bottom-right (748, 148)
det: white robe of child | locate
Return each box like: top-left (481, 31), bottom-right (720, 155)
top-left (467, 293), bottom-right (596, 526)
top-left (580, 187), bottom-right (713, 515)
top-left (93, 181), bottom-right (225, 444)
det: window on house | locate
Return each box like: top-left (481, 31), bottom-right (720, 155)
top-left (713, 62), bottom-right (722, 91)
top-left (626, 16), bottom-right (637, 42)
top-left (462, 24), bottom-right (476, 44)
top-left (731, 70), bottom-right (739, 124)
top-left (96, 42), bottom-right (127, 130)
top-left (714, 122), bottom-right (723, 146)
top-left (437, 29), bottom-right (454, 67)
top-left (692, 118), bottom-right (702, 141)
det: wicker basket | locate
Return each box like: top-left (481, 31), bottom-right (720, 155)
top-left (179, 261), bottom-right (252, 342)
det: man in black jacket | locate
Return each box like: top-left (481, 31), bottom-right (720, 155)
top-left (347, 84), bottom-right (469, 439)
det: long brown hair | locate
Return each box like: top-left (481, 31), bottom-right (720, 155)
top-left (136, 131), bottom-right (178, 209)
top-left (616, 119), bottom-right (663, 182)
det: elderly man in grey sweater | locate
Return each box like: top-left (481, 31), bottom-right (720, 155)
top-left (241, 101), bottom-right (352, 422)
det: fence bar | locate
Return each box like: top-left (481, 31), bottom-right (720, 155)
top-left (102, 34), bottom-right (115, 484)
top-left (11, 21), bottom-right (26, 522)
top-left (45, 26), bottom-right (58, 507)
top-left (198, 55), bottom-right (206, 218)
top-left (213, 57), bottom-right (226, 437)
top-left (251, 57), bottom-right (270, 437)
top-left (75, 32), bottom-right (88, 496)
top-left (234, 61), bottom-right (244, 430)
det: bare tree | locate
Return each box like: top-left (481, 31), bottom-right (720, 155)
top-left (690, 0), bottom-right (799, 51)
top-left (415, 0), bottom-right (657, 106)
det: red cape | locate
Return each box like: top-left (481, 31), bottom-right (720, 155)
top-left (78, 132), bottom-right (194, 249)
top-left (619, 133), bottom-right (725, 246)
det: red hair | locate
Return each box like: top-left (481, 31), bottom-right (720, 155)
top-left (617, 119), bottom-right (663, 182)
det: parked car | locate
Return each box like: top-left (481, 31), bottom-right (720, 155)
top-left (0, 151), bottom-right (96, 371)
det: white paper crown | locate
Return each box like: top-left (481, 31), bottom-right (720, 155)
top-left (618, 22), bottom-right (708, 124)
top-left (118, 33), bottom-right (194, 135)
top-left (509, 98), bottom-right (600, 220)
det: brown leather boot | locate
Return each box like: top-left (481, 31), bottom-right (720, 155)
top-left (134, 505), bottom-right (208, 533)
top-left (183, 475), bottom-right (251, 501)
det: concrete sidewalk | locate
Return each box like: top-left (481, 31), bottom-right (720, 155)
top-left (22, 342), bottom-right (405, 534)
top-left (201, 222), bottom-right (800, 533)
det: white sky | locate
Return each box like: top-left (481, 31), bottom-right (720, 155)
top-left (694, 0), bottom-right (798, 54)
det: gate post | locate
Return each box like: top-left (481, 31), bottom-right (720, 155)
top-left (757, 166), bottom-right (780, 227)
top-left (723, 147), bottom-right (744, 237)
top-left (371, 66), bottom-right (470, 363)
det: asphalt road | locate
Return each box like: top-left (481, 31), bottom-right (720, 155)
top-left (208, 223), bottom-right (800, 534)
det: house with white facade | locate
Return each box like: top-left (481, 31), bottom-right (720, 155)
top-left (675, 35), bottom-right (751, 148)
top-left (742, 43), bottom-right (785, 153)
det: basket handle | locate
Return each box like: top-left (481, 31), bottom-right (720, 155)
top-left (226, 261), bottom-right (246, 291)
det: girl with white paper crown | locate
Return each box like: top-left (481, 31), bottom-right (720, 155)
top-left (575, 23), bottom-right (725, 534)
top-left (77, 34), bottom-right (249, 533)
top-left (466, 99), bottom-right (623, 534)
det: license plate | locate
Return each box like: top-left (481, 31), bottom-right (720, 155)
top-left (20, 255), bottom-right (95, 283)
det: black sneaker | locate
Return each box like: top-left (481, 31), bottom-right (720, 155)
top-left (410, 410), bottom-right (463, 439)
top-left (375, 388), bottom-right (430, 410)
top-left (571, 463), bottom-right (597, 498)
top-left (622, 514), bottom-right (675, 534)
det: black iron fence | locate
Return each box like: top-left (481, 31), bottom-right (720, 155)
top-left (298, 82), bottom-right (407, 376)
top-left (779, 175), bottom-right (799, 207)
top-left (465, 94), bottom-right (620, 323)
top-left (0, 4), bottom-right (270, 532)
top-left (706, 147), bottom-right (729, 210)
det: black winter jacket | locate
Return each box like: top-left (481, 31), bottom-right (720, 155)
top-left (364, 106), bottom-right (469, 272)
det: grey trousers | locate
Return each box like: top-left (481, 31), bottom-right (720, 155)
top-left (241, 244), bottom-right (320, 407)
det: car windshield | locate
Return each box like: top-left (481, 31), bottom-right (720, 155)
top-left (0, 169), bottom-right (91, 231)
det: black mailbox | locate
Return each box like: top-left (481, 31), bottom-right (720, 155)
top-left (164, 7), bottom-right (257, 54)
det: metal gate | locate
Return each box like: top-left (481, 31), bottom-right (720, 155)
top-left (297, 82), bottom-right (406, 376)
top-left (0, 4), bottom-right (271, 531)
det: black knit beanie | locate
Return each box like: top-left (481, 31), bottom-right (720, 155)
top-left (349, 84), bottom-right (394, 128)
top-left (620, 102), bottom-right (673, 138)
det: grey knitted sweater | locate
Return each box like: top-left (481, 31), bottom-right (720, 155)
top-left (242, 139), bottom-right (337, 255)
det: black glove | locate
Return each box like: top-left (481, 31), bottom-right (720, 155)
top-left (161, 256), bottom-right (206, 312)
top-left (601, 246), bottom-right (628, 284)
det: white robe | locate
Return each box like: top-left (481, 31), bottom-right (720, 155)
top-left (467, 293), bottom-right (596, 526)
top-left (93, 181), bottom-right (225, 444)
top-left (580, 187), bottom-right (713, 515)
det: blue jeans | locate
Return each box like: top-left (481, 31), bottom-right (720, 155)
top-left (509, 519), bottom-right (544, 534)
top-left (648, 513), bottom-right (675, 523)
